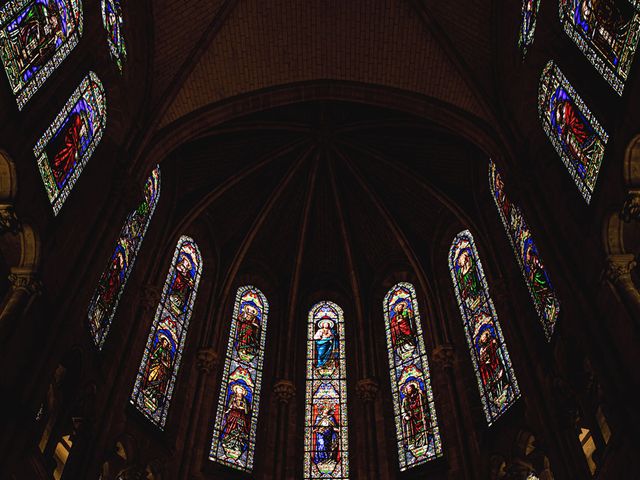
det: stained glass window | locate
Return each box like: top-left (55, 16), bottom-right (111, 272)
top-left (518, 0), bottom-right (541, 58)
top-left (304, 301), bottom-right (349, 479)
top-left (559, 0), bottom-right (640, 95)
top-left (88, 166), bottom-right (161, 349)
top-left (538, 61), bottom-right (608, 203)
top-left (130, 236), bottom-right (202, 429)
top-left (449, 230), bottom-right (520, 425)
top-left (33, 71), bottom-right (107, 215)
top-left (101, 0), bottom-right (126, 72)
top-left (489, 161), bottom-right (560, 341)
top-left (0, 0), bottom-right (83, 110)
top-left (209, 286), bottom-right (269, 472)
top-left (383, 282), bottom-right (442, 470)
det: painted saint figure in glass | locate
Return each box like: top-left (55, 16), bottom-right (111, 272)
top-left (559, 0), bottom-right (640, 94)
top-left (383, 283), bottom-right (442, 470)
top-left (88, 167), bottom-right (160, 349)
top-left (519, 0), bottom-right (541, 58)
top-left (449, 230), bottom-right (520, 425)
top-left (210, 286), bottom-right (269, 472)
top-left (489, 161), bottom-right (559, 340)
top-left (101, 0), bottom-right (126, 71)
top-left (538, 61), bottom-right (608, 203)
top-left (0, 0), bottom-right (83, 109)
top-left (34, 71), bottom-right (106, 215)
top-left (304, 301), bottom-right (349, 479)
top-left (130, 237), bottom-right (202, 428)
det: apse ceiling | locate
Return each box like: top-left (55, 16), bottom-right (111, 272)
top-left (148, 0), bottom-right (499, 130)
top-left (166, 102), bottom-right (486, 299)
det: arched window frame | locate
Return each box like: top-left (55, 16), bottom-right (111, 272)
top-left (303, 301), bottom-right (349, 479)
top-left (538, 60), bottom-right (608, 203)
top-left (383, 282), bottom-right (443, 470)
top-left (449, 229), bottom-right (520, 425)
top-left (489, 161), bottom-right (560, 340)
top-left (88, 166), bottom-right (161, 349)
top-left (101, 0), bottom-right (126, 72)
top-left (559, 0), bottom-right (640, 95)
top-left (518, 0), bottom-right (541, 59)
top-left (209, 285), bottom-right (269, 472)
top-left (0, 0), bottom-right (83, 109)
top-left (33, 71), bottom-right (107, 215)
top-left (130, 235), bottom-right (202, 429)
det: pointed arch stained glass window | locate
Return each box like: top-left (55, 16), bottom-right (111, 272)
top-left (34, 71), bottom-right (107, 215)
top-left (559, 0), bottom-right (640, 95)
top-left (383, 282), bottom-right (442, 470)
top-left (209, 285), bottom-right (269, 472)
top-left (449, 230), bottom-right (520, 425)
top-left (519, 0), bottom-right (541, 58)
top-left (101, 0), bottom-right (126, 72)
top-left (538, 61), bottom-right (608, 203)
top-left (0, 0), bottom-right (83, 109)
top-left (88, 166), bottom-right (161, 349)
top-left (130, 236), bottom-right (202, 429)
top-left (489, 161), bottom-right (560, 340)
top-left (304, 301), bottom-right (349, 479)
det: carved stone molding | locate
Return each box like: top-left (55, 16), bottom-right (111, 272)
top-left (273, 379), bottom-right (296, 404)
top-left (0, 204), bottom-right (20, 234)
top-left (138, 285), bottom-right (161, 312)
top-left (432, 344), bottom-right (456, 370)
top-left (196, 348), bottom-right (219, 373)
top-left (7, 271), bottom-right (41, 295)
top-left (356, 378), bottom-right (379, 404)
top-left (621, 190), bottom-right (640, 223)
top-left (604, 254), bottom-right (637, 283)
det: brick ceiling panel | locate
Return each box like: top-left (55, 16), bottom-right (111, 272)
top-left (159, 0), bottom-right (488, 128)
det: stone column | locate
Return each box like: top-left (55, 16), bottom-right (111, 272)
top-left (356, 378), bottom-right (379, 478)
top-left (272, 379), bottom-right (295, 479)
top-left (604, 254), bottom-right (640, 331)
top-left (179, 348), bottom-right (219, 480)
top-left (0, 268), bottom-right (41, 342)
top-left (432, 344), bottom-right (477, 480)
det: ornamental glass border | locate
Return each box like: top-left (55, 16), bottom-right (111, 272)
top-left (209, 285), bottom-right (269, 472)
top-left (303, 301), bottom-right (349, 479)
top-left (130, 235), bottom-right (202, 429)
top-left (0, 0), bottom-right (83, 109)
top-left (88, 166), bottom-right (161, 349)
top-left (518, 0), bottom-right (541, 59)
top-left (538, 60), bottom-right (608, 203)
top-left (101, 0), bottom-right (126, 72)
top-left (33, 71), bottom-right (106, 215)
top-left (559, 0), bottom-right (640, 95)
top-left (488, 161), bottom-right (560, 341)
top-left (448, 229), bottom-right (520, 425)
top-left (383, 282), bottom-right (443, 471)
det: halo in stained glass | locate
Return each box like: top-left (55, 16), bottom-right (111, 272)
top-left (88, 166), bottom-right (161, 349)
top-left (304, 301), bottom-right (349, 479)
top-left (0, 0), bottom-right (83, 109)
top-left (538, 60), bottom-right (608, 203)
top-left (449, 229), bottom-right (520, 425)
top-left (209, 285), bottom-right (269, 472)
top-left (383, 282), bottom-right (443, 470)
top-left (33, 71), bottom-right (107, 215)
top-left (559, 0), bottom-right (640, 95)
top-left (130, 236), bottom-right (202, 429)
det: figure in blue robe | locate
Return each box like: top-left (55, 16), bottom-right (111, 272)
top-left (313, 320), bottom-right (338, 369)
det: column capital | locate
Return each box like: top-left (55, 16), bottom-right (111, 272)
top-left (138, 285), bottom-right (161, 312)
top-left (8, 269), bottom-right (41, 295)
top-left (273, 379), bottom-right (296, 404)
top-left (621, 190), bottom-right (640, 223)
top-left (432, 344), bottom-right (456, 370)
top-left (196, 348), bottom-right (219, 373)
top-left (356, 378), bottom-right (379, 404)
top-left (604, 254), bottom-right (636, 283)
